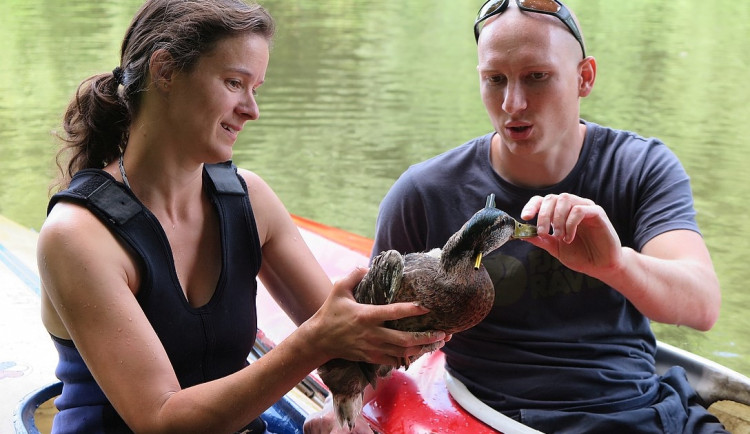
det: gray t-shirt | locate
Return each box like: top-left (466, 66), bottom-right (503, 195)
top-left (372, 121), bottom-right (709, 431)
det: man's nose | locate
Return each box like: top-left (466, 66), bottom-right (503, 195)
top-left (502, 82), bottom-right (527, 114)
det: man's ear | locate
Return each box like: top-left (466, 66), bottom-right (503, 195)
top-left (578, 56), bottom-right (596, 97)
top-left (148, 49), bottom-right (176, 91)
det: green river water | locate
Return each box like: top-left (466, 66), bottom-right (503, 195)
top-left (1, 0), bottom-right (749, 376)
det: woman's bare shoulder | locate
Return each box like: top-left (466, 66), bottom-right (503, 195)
top-left (38, 200), bottom-right (135, 292)
top-left (40, 201), bottom-right (110, 242)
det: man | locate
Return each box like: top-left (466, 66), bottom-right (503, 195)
top-left (369, 0), bottom-right (726, 432)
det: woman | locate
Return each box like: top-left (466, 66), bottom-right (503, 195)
top-left (37, 1), bottom-right (445, 432)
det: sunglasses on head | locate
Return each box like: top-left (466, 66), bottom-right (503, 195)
top-left (474, 0), bottom-right (586, 58)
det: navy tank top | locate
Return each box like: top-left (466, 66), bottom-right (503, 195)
top-left (46, 162), bottom-right (264, 433)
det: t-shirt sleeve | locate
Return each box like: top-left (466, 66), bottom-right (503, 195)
top-left (631, 141), bottom-right (699, 250)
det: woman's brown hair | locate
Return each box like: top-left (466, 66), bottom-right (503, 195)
top-left (53, 0), bottom-right (274, 190)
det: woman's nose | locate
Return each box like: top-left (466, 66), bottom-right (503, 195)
top-left (238, 92), bottom-right (260, 120)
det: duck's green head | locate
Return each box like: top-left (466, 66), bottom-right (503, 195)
top-left (443, 194), bottom-right (537, 271)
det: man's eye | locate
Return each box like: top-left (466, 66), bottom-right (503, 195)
top-left (227, 79), bottom-right (242, 89)
top-left (487, 75), bottom-right (506, 85)
top-left (529, 72), bottom-right (548, 81)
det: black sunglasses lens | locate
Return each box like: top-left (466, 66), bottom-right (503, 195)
top-left (475, 0), bottom-right (507, 40)
top-left (478, 0), bottom-right (506, 21)
top-left (518, 0), bottom-right (560, 13)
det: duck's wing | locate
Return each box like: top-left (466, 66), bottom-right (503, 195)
top-left (395, 249), bottom-right (442, 305)
top-left (354, 250), bottom-right (404, 306)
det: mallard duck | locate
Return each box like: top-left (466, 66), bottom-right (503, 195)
top-left (317, 194), bottom-right (537, 431)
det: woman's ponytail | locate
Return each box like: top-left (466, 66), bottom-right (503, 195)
top-left (53, 71), bottom-right (129, 191)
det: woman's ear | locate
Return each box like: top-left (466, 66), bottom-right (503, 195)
top-left (578, 56), bottom-right (596, 97)
top-left (148, 49), bottom-right (175, 91)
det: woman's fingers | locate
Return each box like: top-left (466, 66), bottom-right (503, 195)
top-left (331, 267), bottom-right (368, 298)
top-left (371, 329), bottom-right (447, 364)
top-left (323, 269), bottom-right (449, 364)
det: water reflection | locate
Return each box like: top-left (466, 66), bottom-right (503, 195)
top-left (1, 0), bottom-right (749, 375)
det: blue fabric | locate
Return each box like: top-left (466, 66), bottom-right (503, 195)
top-left (372, 121), bottom-right (727, 432)
top-left (50, 336), bottom-right (132, 433)
top-left (47, 162), bottom-right (263, 433)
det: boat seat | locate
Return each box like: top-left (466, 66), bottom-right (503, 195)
top-left (13, 381), bottom-right (61, 434)
top-left (707, 400), bottom-right (750, 433)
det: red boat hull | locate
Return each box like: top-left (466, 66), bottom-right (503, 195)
top-left (362, 351), bottom-right (496, 433)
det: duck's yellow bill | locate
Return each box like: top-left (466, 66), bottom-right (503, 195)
top-left (474, 252), bottom-right (483, 270)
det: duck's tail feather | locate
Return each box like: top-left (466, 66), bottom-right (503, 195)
top-left (333, 393), bottom-right (363, 432)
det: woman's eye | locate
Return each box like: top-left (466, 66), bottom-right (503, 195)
top-left (227, 79), bottom-right (242, 89)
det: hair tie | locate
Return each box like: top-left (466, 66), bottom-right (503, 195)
top-left (112, 66), bottom-right (124, 85)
